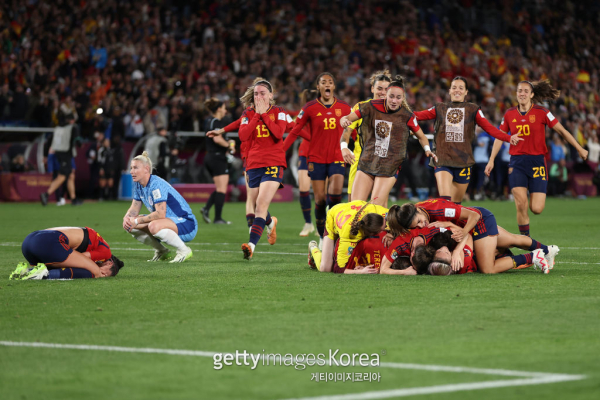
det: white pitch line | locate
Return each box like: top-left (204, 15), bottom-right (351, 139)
top-left (0, 341), bottom-right (585, 400)
top-left (281, 376), bottom-right (585, 400)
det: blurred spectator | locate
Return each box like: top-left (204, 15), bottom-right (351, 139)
top-left (472, 131), bottom-right (490, 200)
top-left (550, 134), bottom-right (567, 163)
top-left (549, 159), bottom-right (568, 197)
top-left (10, 154), bottom-right (29, 172)
top-left (493, 142), bottom-right (511, 200)
top-left (144, 126), bottom-right (170, 180)
top-left (587, 133), bottom-right (600, 172)
top-left (124, 107), bottom-right (144, 140)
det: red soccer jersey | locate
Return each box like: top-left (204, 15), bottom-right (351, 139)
top-left (458, 244), bottom-right (478, 274)
top-left (288, 98), bottom-right (352, 164)
top-left (345, 232), bottom-right (388, 271)
top-left (499, 105), bottom-right (558, 156)
top-left (416, 198), bottom-right (483, 232)
top-left (239, 105), bottom-right (288, 169)
top-left (85, 227), bottom-right (112, 262)
top-left (354, 99), bottom-right (421, 134)
top-left (384, 226), bottom-right (440, 262)
top-left (414, 106), bottom-right (511, 142)
top-left (223, 117), bottom-right (244, 159)
top-left (298, 138), bottom-right (310, 157)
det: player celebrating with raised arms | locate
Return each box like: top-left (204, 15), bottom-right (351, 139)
top-left (485, 80), bottom-right (588, 236)
top-left (340, 75), bottom-right (437, 207)
top-left (123, 152), bottom-right (198, 263)
top-left (286, 73), bottom-right (352, 248)
top-left (238, 79), bottom-right (287, 260)
top-left (340, 70), bottom-right (392, 202)
top-left (414, 76), bottom-right (522, 204)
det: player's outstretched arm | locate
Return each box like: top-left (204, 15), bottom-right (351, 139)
top-left (552, 122), bottom-right (589, 160)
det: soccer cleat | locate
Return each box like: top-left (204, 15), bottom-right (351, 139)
top-left (242, 243), bottom-right (253, 260)
top-left (9, 262), bottom-right (30, 280)
top-left (71, 198), bottom-right (83, 206)
top-left (56, 198), bottom-right (66, 206)
top-left (308, 240), bottom-right (319, 270)
top-left (545, 245), bottom-right (560, 270)
top-left (169, 246), bottom-right (193, 263)
top-left (148, 248), bottom-right (170, 262)
top-left (299, 223), bottom-right (315, 237)
top-left (514, 263), bottom-right (533, 270)
top-left (214, 219), bottom-right (232, 225)
top-left (40, 192), bottom-right (48, 206)
top-left (22, 263), bottom-right (49, 280)
top-left (267, 217), bottom-right (278, 245)
top-left (532, 249), bottom-right (550, 274)
top-left (200, 207), bottom-right (211, 224)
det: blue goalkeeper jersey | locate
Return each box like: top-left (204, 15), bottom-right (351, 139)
top-left (133, 175), bottom-right (195, 221)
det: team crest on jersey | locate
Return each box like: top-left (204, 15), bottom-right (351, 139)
top-left (269, 113), bottom-right (275, 121)
top-left (335, 109), bottom-right (342, 117)
top-left (529, 115), bottom-right (536, 123)
top-left (374, 120), bottom-right (392, 157)
top-left (445, 107), bottom-right (465, 142)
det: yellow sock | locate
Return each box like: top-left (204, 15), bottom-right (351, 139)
top-left (311, 247), bottom-right (322, 271)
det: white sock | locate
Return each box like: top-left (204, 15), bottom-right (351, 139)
top-left (154, 229), bottom-right (187, 252)
top-left (267, 220), bottom-right (275, 230)
top-left (248, 242), bottom-right (256, 252)
top-left (131, 229), bottom-right (167, 251)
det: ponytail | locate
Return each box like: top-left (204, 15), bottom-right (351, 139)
top-left (522, 79), bottom-right (560, 104)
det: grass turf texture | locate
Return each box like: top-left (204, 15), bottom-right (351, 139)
top-left (0, 198), bottom-right (599, 400)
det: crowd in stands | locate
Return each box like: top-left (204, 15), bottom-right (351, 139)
top-left (0, 0), bottom-right (599, 196)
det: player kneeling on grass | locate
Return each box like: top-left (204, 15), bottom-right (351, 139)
top-left (10, 227), bottom-right (124, 280)
top-left (123, 152), bottom-right (198, 263)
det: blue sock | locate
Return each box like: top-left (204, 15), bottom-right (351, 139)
top-left (299, 191), bottom-right (312, 223)
top-left (529, 239), bottom-right (549, 255)
top-left (265, 212), bottom-right (272, 226)
top-left (519, 224), bottom-right (530, 236)
top-left (512, 253), bottom-right (533, 267)
top-left (315, 201), bottom-right (327, 238)
top-left (327, 194), bottom-right (342, 210)
top-left (246, 213), bottom-right (255, 228)
top-left (47, 268), bottom-right (93, 280)
top-left (249, 217), bottom-right (266, 245)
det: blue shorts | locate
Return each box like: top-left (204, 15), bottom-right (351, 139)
top-left (435, 166), bottom-right (472, 184)
top-left (470, 207), bottom-right (499, 241)
top-left (308, 161), bottom-right (346, 181)
top-left (169, 216), bottom-right (198, 242)
top-left (47, 154), bottom-right (75, 175)
top-left (246, 166), bottom-right (285, 189)
top-left (21, 230), bottom-right (73, 265)
top-left (508, 155), bottom-right (548, 193)
top-left (298, 156), bottom-right (308, 171)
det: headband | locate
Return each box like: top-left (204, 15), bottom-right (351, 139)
top-left (255, 80), bottom-right (273, 92)
top-left (388, 81), bottom-right (405, 90)
top-left (520, 80), bottom-right (534, 89)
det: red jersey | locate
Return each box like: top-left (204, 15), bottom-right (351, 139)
top-left (84, 227), bottom-right (111, 262)
top-left (384, 226), bottom-right (440, 263)
top-left (416, 198), bottom-right (483, 232)
top-left (282, 115), bottom-right (311, 154)
top-left (298, 138), bottom-right (310, 157)
top-left (499, 105), bottom-right (558, 156)
top-left (458, 244), bottom-right (478, 274)
top-left (345, 232), bottom-right (388, 271)
top-left (414, 106), bottom-right (511, 142)
top-left (354, 99), bottom-right (421, 134)
top-left (239, 105), bottom-right (288, 169)
top-left (288, 98), bottom-right (351, 164)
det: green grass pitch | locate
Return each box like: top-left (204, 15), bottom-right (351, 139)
top-left (1, 198), bottom-right (599, 400)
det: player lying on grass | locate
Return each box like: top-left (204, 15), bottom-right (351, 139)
top-left (308, 200), bottom-right (389, 273)
top-left (10, 227), bottom-right (123, 280)
top-left (386, 199), bottom-right (559, 274)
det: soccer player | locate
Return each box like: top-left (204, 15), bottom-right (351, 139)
top-left (238, 79), bottom-right (287, 260)
top-left (200, 98), bottom-right (235, 225)
top-left (379, 226), bottom-right (443, 275)
top-left (286, 73), bottom-right (352, 247)
top-left (485, 80), bottom-right (589, 236)
top-left (123, 151), bottom-right (198, 263)
top-left (340, 76), bottom-right (437, 207)
top-left (413, 76), bottom-right (522, 204)
top-left (340, 70), bottom-right (392, 202)
top-left (388, 199), bottom-right (559, 274)
top-left (307, 200), bottom-right (388, 273)
top-left (10, 227), bottom-right (123, 280)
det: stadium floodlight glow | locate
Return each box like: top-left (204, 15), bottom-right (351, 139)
top-left (96, 108), bottom-right (103, 115)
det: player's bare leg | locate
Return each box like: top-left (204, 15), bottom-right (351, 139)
top-left (371, 176), bottom-right (397, 207)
